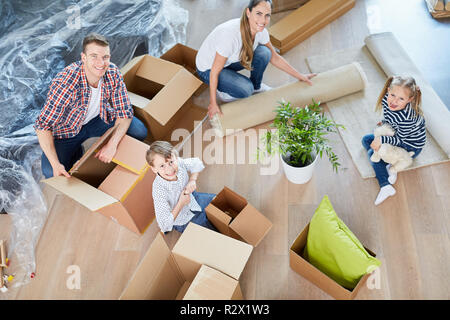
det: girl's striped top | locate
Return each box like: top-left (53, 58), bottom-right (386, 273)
top-left (381, 94), bottom-right (426, 149)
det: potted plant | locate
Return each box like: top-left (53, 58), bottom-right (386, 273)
top-left (258, 100), bottom-right (344, 184)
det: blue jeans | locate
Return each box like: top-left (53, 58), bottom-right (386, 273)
top-left (196, 45), bottom-right (272, 98)
top-left (173, 191), bottom-right (218, 234)
top-left (41, 115), bottom-right (147, 178)
top-left (361, 134), bottom-right (422, 187)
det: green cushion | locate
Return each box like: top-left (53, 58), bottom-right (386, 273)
top-left (304, 195), bottom-right (381, 290)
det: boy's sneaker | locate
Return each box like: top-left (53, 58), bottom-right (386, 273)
top-left (374, 185), bottom-right (396, 206)
top-left (217, 90), bottom-right (238, 103)
top-left (386, 164), bottom-right (397, 185)
top-left (254, 83), bottom-right (272, 94)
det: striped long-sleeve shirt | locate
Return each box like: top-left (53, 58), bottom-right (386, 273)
top-left (381, 94), bottom-right (426, 149)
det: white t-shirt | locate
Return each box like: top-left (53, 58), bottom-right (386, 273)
top-left (195, 18), bottom-right (270, 72)
top-left (83, 78), bottom-right (103, 125)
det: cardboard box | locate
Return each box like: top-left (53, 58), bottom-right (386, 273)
top-left (290, 223), bottom-right (377, 300)
top-left (269, 0), bottom-right (356, 54)
top-left (120, 224), bottom-right (252, 299)
top-left (271, 0), bottom-right (309, 14)
top-left (205, 187), bottom-right (272, 247)
top-left (42, 126), bottom-right (155, 234)
top-left (160, 43), bottom-right (208, 97)
top-left (121, 51), bottom-right (207, 144)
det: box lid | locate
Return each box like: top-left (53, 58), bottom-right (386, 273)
top-left (42, 176), bottom-right (117, 211)
top-left (120, 233), bottom-right (184, 300)
top-left (172, 223), bottom-right (253, 281)
top-left (183, 265), bottom-right (239, 300)
top-left (142, 68), bottom-right (202, 126)
top-left (111, 135), bottom-right (149, 175)
top-left (229, 204), bottom-right (273, 247)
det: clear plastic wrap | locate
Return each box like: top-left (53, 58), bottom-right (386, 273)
top-left (0, 0), bottom-right (188, 288)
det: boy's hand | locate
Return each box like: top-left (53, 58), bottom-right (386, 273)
top-left (370, 137), bottom-right (381, 151)
top-left (178, 190), bottom-right (191, 207)
top-left (184, 180), bottom-right (197, 194)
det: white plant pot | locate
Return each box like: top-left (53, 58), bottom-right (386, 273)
top-left (280, 153), bottom-right (319, 184)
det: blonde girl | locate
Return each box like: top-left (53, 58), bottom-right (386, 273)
top-left (362, 76), bottom-right (426, 205)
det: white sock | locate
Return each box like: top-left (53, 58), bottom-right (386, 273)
top-left (374, 185), bottom-right (396, 206)
top-left (386, 164), bottom-right (397, 185)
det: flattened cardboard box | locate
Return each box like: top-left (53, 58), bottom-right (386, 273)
top-left (120, 224), bottom-right (252, 300)
top-left (205, 186), bottom-right (272, 247)
top-left (269, 0), bottom-right (356, 54)
top-left (290, 223), bottom-right (377, 300)
top-left (271, 0), bottom-right (309, 13)
top-left (42, 126), bottom-right (155, 234)
top-left (121, 50), bottom-right (207, 145)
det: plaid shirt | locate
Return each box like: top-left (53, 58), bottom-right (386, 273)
top-left (35, 61), bottom-right (133, 139)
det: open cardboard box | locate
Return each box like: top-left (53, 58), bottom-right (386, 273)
top-left (42, 126), bottom-right (155, 234)
top-left (121, 49), bottom-right (207, 145)
top-left (205, 187), bottom-right (273, 247)
top-left (120, 223), bottom-right (252, 300)
top-left (160, 43), bottom-right (208, 97)
top-left (290, 223), bottom-right (377, 300)
top-left (269, 0), bottom-right (356, 54)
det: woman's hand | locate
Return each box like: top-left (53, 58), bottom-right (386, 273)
top-left (370, 137), bottom-right (382, 151)
top-left (208, 101), bottom-right (223, 119)
top-left (298, 73), bottom-right (317, 86)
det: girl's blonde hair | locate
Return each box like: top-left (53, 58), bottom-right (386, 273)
top-left (239, 0), bottom-right (272, 70)
top-left (375, 76), bottom-right (423, 116)
top-left (146, 141), bottom-right (178, 167)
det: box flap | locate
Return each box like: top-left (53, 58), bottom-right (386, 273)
top-left (229, 204), bottom-right (273, 247)
top-left (120, 233), bottom-right (184, 299)
top-left (112, 135), bottom-right (149, 175)
top-left (136, 55), bottom-right (182, 85)
top-left (183, 265), bottom-right (239, 300)
top-left (69, 125), bottom-right (117, 174)
top-left (143, 69), bottom-right (202, 126)
top-left (175, 281), bottom-right (191, 300)
top-left (128, 91), bottom-right (151, 109)
top-left (205, 204), bottom-right (232, 235)
top-left (172, 223), bottom-right (253, 281)
top-left (98, 165), bottom-right (139, 201)
top-left (42, 176), bottom-right (117, 211)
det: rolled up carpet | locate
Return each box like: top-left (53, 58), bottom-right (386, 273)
top-left (365, 32), bottom-right (450, 158)
top-left (211, 62), bottom-right (367, 137)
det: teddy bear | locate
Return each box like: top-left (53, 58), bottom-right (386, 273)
top-left (370, 123), bottom-right (415, 173)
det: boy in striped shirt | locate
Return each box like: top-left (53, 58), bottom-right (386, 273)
top-left (362, 76), bottom-right (426, 205)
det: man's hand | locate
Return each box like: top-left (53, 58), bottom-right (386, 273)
top-left (370, 137), bottom-right (382, 151)
top-left (53, 162), bottom-right (71, 178)
top-left (184, 180), bottom-right (197, 194)
top-left (95, 143), bottom-right (117, 163)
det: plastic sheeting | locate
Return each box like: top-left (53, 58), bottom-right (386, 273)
top-left (0, 0), bottom-right (188, 288)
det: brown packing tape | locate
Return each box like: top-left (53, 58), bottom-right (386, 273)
top-left (275, 0), bottom-right (356, 54)
top-left (0, 240), bottom-right (6, 268)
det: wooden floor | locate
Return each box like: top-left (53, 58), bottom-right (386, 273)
top-left (1, 0), bottom-right (449, 300)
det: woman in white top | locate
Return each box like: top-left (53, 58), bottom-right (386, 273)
top-left (196, 0), bottom-right (316, 118)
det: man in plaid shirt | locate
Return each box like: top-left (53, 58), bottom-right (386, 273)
top-left (35, 33), bottom-right (148, 178)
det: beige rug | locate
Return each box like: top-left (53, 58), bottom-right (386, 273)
top-left (306, 46), bottom-right (449, 179)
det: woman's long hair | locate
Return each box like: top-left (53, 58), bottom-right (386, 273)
top-left (239, 0), bottom-right (272, 70)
